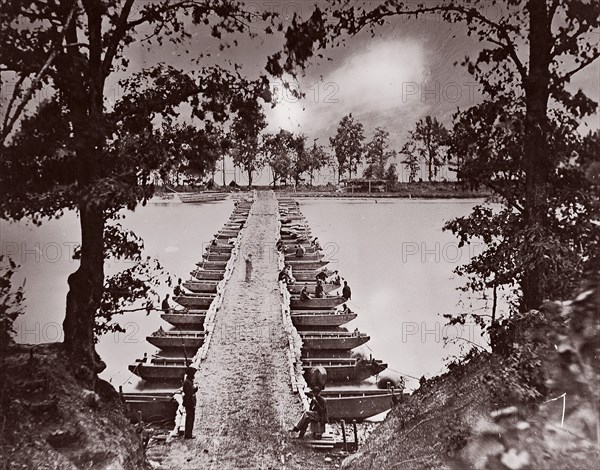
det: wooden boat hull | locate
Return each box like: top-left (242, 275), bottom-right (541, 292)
top-left (178, 192), bottom-right (229, 203)
top-left (203, 253), bottom-right (231, 262)
top-left (128, 362), bottom-right (187, 381)
top-left (205, 245), bottom-right (233, 254)
top-left (321, 390), bottom-right (397, 420)
top-left (303, 361), bottom-right (387, 383)
top-left (173, 295), bottom-right (215, 308)
top-left (291, 312), bottom-right (356, 327)
top-left (146, 333), bottom-right (205, 350)
top-left (183, 281), bottom-right (218, 293)
top-left (290, 297), bottom-right (345, 310)
top-left (287, 283), bottom-right (338, 294)
top-left (281, 233), bottom-right (311, 241)
top-left (284, 252), bottom-right (323, 261)
top-left (122, 393), bottom-right (177, 423)
top-left (302, 350), bottom-right (354, 359)
top-left (160, 313), bottom-right (206, 328)
top-left (283, 246), bottom-right (317, 254)
top-left (215, 231), bottom-right (239, 238)
top-left (215, 233), bottom-right (239, 240)
top-left (192, 270), bottom-right (224, 281)
top-left (287, 260), bottom-right (329, 270)
top-left (300, 334), bottom-right (369, 350)
top-left (198, 261), bottom-right (228, 270)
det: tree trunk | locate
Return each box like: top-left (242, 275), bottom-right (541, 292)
top-left (428, 152), bottom-right (433, 182)
top-left (63, 203), bottom-right (106, 386)
top-left (247, 167), bottom-right (253, 189)
top-left (490, 284), bottom-right (498, 352)
top-left (60, 1), bottom-right (107, 386)
top-left (521, 0), bottom-right (552, 311)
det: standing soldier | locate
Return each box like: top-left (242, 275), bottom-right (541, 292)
top-left (245, 253), bottom-right (253, 282)
top-left (342, 281), bottom-right (351, 301)
top-left (182, 367), bottom-right (198, 439)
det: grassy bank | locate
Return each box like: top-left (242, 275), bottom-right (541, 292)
top-left (0, 343), bottom-right (149, 469)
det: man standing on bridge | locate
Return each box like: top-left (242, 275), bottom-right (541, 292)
top-left (183, 367), bottom-right (198, 439)
top-left (342, 281), bottom-right (351, 301)
top-left (245, 253), bottom-right (253, 282)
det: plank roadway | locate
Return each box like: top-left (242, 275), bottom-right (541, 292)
top-left (149, 191), bottom-right (306, 469)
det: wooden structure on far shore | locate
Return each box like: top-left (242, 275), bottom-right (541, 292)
top-left (341, 178), bottom-right (386, 193)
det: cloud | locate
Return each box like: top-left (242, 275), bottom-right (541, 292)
top-left (264, 38), bottom-right (429, 138)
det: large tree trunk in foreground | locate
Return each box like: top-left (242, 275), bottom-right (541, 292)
top-left (63, 203), bottom-right (106, 386)
top-left (521, 0), bottom-right (552, 312)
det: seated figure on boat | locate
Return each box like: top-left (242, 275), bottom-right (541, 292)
top-left (300, 284), bottom-right (311, 301)
top-left (162, 294), bottom-right (171, 312)
top-left (336, 303), bottom-right (352, 315)
top-left (289, 387), bottom-right (328, 438)
top-left (327, 270), bottom-right (341, 286)
top-left (311, 237), bottom-right (321, 250)
top-left (173, 278), bottom-right (183, 296)
top-left (314, 280), bottom-right (325, 298)
top-left (285, 265), bottom-right (296, 284)
top-left (315, 270), bottom-right (327, 283)
top-left (278, 268), bottom-right (291, 283)
top-left (295, 244), bottom-right (305, 258)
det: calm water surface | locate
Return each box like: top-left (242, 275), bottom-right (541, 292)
top-left (297, 198), bottom-right (492, 388)
top-left (2, 196), bottom-right (495, 390)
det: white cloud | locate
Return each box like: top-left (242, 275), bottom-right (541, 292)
top-left (265, 38), bottom-right (429, 138)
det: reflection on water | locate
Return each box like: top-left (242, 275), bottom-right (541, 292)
top-left (1, 196), bottom-right (498, 392)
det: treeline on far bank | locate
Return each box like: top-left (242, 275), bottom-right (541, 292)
top-left (155, 181), bottom-right (493, 199)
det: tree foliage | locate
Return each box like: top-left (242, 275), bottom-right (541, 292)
top-left (363, 127), bottom-right (397, 180)
top-left (0, 257), bottom-right (25, 357)
top-left (306, 140), bottom-right (329, 186)
top-left (262, 129), bottom-right (293, 187)
top-left (0, 0), bottom-right (294, 382)
top-left (401, 116), bottom-right (449, 182)
top-left (329, 113), bottom-right (365, 182)
top-left (230, 96), bottom-right (267, 188)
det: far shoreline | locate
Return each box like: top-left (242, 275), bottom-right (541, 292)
top-left (156, 181), bottom-right (493, 201)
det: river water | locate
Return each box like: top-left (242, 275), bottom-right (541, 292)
top-left (2, 195), bottom-right (495, 390)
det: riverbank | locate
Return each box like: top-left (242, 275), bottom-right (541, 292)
top-left (342, 276), bottom-right (600, 469)
top-left (277, 182), bottom-right (491, 199)
top-left (0, 343), bottom-right (149, 469)
top-left (153, 182), bottom-right (492, 200)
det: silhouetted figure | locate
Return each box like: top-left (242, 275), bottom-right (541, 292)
top-left (182, 367), bottom-right (198, 439)
top-left (342, 281), bottom-right (351, 300)
top-left (162, 294), bottom-right (171, 311)
top-left (315, 280), bottom-right (324, 298)
top-left (245, 253), bottom-right (253, 282)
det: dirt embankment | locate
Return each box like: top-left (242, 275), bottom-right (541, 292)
top-left (344, 276), bottom-right (600, 470)
top-left (0, 343), bottom-right (148, 469)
